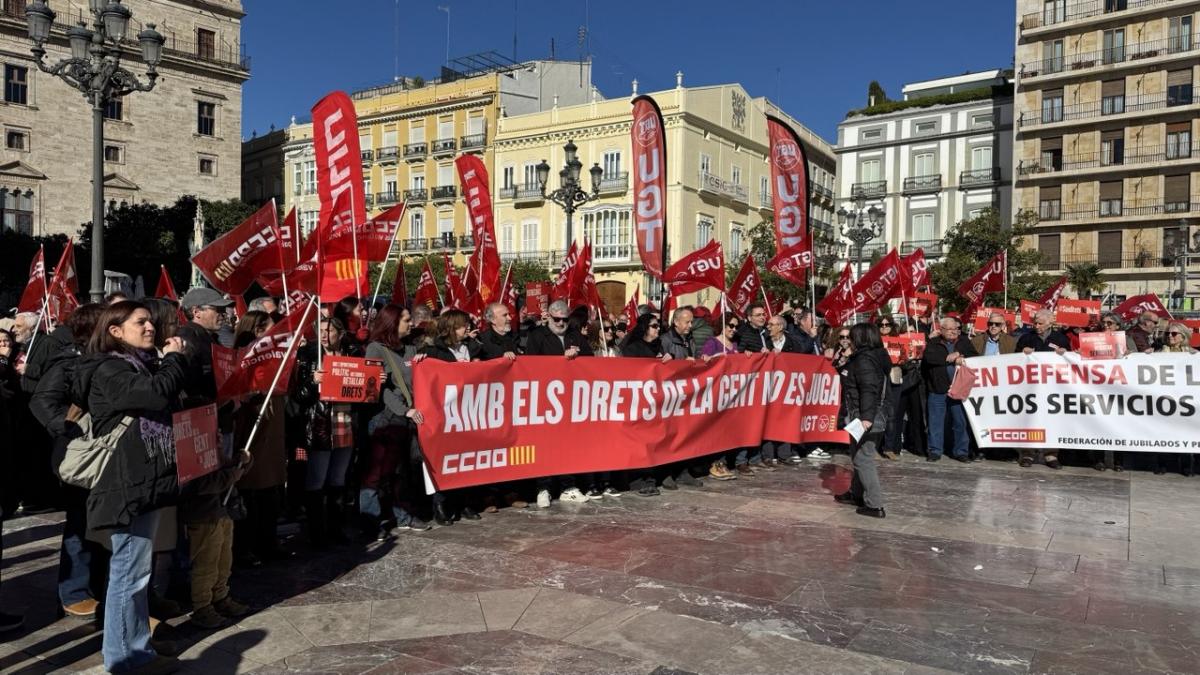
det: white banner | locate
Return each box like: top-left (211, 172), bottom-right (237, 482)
top-left (961, 353), bottom-right (1200, 453)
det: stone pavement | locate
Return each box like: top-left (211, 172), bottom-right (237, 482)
top-left (2, 454), bottom-right (1200, 674)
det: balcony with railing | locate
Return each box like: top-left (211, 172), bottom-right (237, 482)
top-left (698, 171), bottom-right (749, 202)
top-left (377, 146), bottom-right (399, 163)
top-left (429, 233), bottom-right (457, 251)
top-left (404, 143), bottom-right (427, 161)
top-left (812, 183), bottom-right (835, 203)
top-left (1017, 142), bottom-right (1200, 177)
top-left (1028, 199), bottom-right (1200, 224)
top-left (903, 174), bottom-right (942, 195)
top-left (500, 250), bottom-right (555, 266)
top-left (404, 188), bottom-right (428, 204)
top-left (850, 180), bottom-right (887, 200)
top-left (1020, 0), bottom-right (1178, 31)
top-left (431, 185), bottom-right (457, 203)
top-left (376, 191), bottom-right (401, 206)
top-left (960, 167), bottom-right (1002, 188)
top-left (759, 191), bottom-right (772, 209)
top-left (460, 133), bottom-right (486, 152)
top-left (1019, 92), bottom-right (1195, 129)
top-left (596, 172), bottom-right (629, 195)
top-left (900, 239), bottom-right (946, 258)
top-left (509, 185), bottom-right (543, 204)
top-left (1037, 251), bottom-right (1178, 272)
top-left (458, 234), bottom-right (475, 249)
top-left (361, 149), bottom-right (374, 164)
top-left (1019, 32), bottom-right (1200, 79)
top-left (431, 138), bottom-right (457, 157)
top-left (403, 238), bottom-right (428, 253)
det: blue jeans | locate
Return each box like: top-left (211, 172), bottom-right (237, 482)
top-left (733, 446), bottom-right (762, 466)
top-left (358, 488), bottom-right (418, 527)
top-left (58, 491), bottom-right (94, 606)
top-left (927, 392), bottom-right (968, 459)
top-left (305, 447), bottom-right (353, 491)
top-left (762, 441), bottom-right (794, 461)
top-left (103, 509), bottom-right (162, 672)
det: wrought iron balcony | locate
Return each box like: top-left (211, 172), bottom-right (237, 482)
top-left (361, 149), bottom-right (374, 164)
top-left (1018, 142), bottom-right (1200, 177)
top-left (458, 234), bottom-right (475, 248)
top-left (1028, 199), bottom-right (1200, 224)
top-left (902, 174), bottom-right (942, 195)
top-left (759, 191), bottom-right (772, 209)
top-left (1021, 0), bottom-right (1176, 31)
top-left (960, 167), bottom-right (1001, 188)
top-left (431, 138), bottom-right (457, 157)
top-left (812, 183), bottom-right (835, 203)
top-left (500, 250), bottom-right (554, 266)
top-left (429, 233), bottom-right (456, 250)
top-left (404, 188), bottom-right (428, 204)
top-left (431, 185), bottom-right (457, 203)
top-left (375, 191), bottom-right (401, 206)
top-left (377, 146), bottom-right (399, 163)
top-left (402, 238), bottom-right (428, 253)
top-left (498, 186), bottom-right (517, 199)
top-left (900, 239), bottom-right (945, 258)
top-left (513, 185), bottom-right (544, 204)
top-left (1037, 251), bottom-right (1178, 272)
top-left (1019, 32), bottom-right (1200, 78)
top-left (403, 143), bottom-right (427, 161)
top-left (851, 180), bottom-right (887, 200)
top-left (1019, 92), bottom-right (1195, 129)
top-left (596, 172), bottom-right (629, 194)
top-left (460, 133), bottom-right (486, 151)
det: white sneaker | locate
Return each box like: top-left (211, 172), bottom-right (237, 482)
top-left (536, 490), bottom-right (551, 508)
top-left (809, 448), bottom-right (832, 460)
top-left (560, 488), bottom-right (589, 503)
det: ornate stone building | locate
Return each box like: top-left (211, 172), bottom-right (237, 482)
top-left (0, 0), bottom-right (248, 237)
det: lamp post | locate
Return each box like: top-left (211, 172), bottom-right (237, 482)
top-left (535, 139), bottom-right (604, 250)
top-left (836, 197), bottom-right (886, 278)
top-left (24, 0), bottom-right (164, 301)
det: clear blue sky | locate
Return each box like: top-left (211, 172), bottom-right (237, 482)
top-left (241, 0), bottom-right (1016, 143)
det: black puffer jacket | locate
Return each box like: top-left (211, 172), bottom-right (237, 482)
top-left (840, 346), bottom-right (892, 429)
top-left (735, 323), bottom-right (769, 353)
top-left (20, 324), bottom-right (74, 394)
top-left (29, 341), bottom-right (84, 438)
top-left (77, 351), bottom-right (187, 532)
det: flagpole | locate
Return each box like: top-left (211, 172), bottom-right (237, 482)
top-left (720, 292), bottom-right (728, 347)
top-left (760, 285), bottom-right (772, 319)
top-left (224, 297), bottom-right (316, 505)
top-left (593, 302), bottom-right (611, 356)
top-left (1003, 248), bottom-right (1009, 310)
top-left (369, 235), bottom-right (401, 315)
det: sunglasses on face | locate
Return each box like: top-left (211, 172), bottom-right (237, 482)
top-left (649, 323), bottom-right (660, 329)
top-left (988, 321), bottom-right (1005, 327)
top-left (838, 335), bottom-right (850, 340)
top-left (878, 322), bottom-right (892, 327)
top-left (1103, 320), bottom-right (1118, 326)
top-left (550, 316), bottom-right (567, 323)
top-left (1167, 331), bottom-right (1182, 337)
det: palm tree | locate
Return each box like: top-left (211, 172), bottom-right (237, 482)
top-left (1065, 262), bottom-right (1106, 299)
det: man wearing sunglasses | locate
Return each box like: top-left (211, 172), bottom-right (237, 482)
top-left (970, 313), bottom-right (1016, 357)
top-left (1127, 311), bottom-right (1161, 353)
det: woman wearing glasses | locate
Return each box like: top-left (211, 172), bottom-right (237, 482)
top-left (701, 316), bottom-right (741, 358)
top-left (1156, 322), bottom-right (1197, 477)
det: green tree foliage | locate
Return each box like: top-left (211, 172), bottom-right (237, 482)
top-left (722, 218), bottom-right (823, 307)
top-left (0, 231), bottom-right (72, 309)
top-left (1065, 262), bottom-right (1107, 299)
top-left (200, 198), bottom-right (261, 241)
top-left (927, 208), bottom-right (1054, 313)
top-left (367, 254), bottom-right (552, 306)
top-left (867, 80), bottom-right (889, 106)
top-left (75, 196), bottom-right (200, 298)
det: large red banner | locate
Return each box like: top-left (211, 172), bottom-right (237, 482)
top-left (312, 91), bottom-right (367, 245)
top-left (414, 353), bottom-right (846, 490)
top-left (631, 96), bottom-right (666, 280)
top-left (766, 116), bottom-right (810, 251)
top-left (192, 200), bottom-right (281, 295)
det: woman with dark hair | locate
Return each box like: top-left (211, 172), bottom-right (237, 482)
top-left (75, 301), bottom-right (187, 673)
top-left (141, 298), bottom-right (181, 350)
top-left (834, 322), bottom-right (890, 518)
top-left (361, 304), bottom-right (431, 537)
top-left (332, 296), bottom-right (365, 346)
top-left (230, 310), bottom-right (290, 566)
top-left (619, 313), bottom-right (672, 361)
top-left (701, 316), bottom-right (740, 358)
top-left (290, 317), bottom-right (361, 547)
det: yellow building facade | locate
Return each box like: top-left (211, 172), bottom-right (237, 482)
top-left (492, 81), bottom-right (837, 312)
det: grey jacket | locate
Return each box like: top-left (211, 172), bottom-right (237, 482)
top-left (365, 341), bottom-right (418, 424)
top-left (661, 329), bottom-right (693, 360)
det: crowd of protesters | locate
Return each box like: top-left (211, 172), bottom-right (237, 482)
top-left (0, 287), bottom-right (1196, 673)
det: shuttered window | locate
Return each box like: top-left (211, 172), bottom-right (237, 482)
top-left (1098, 231), bottom-right (1122, 268)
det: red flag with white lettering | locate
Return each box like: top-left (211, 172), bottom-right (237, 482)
top-left (212, 301), bottom-right (315, 402)
top-left (47, 240), bottom-right (79, 322)
top-left (663, 239), bottom-right (725, 295)
top-left (816, 262), bottom-right (855, 327)
top-left (497, 263), bottom-right (517, 319)
top-left (900, 248), bottom-right (928, 296)
top-left (414, 259), bottom-right (440, 310)
top-left (959, 250), bottom-right (1007, 318)
top-left (311, 92), bottom-right (366, 248)
top-left (622, 285), bottom-right (640, 322)
top-left (322, 202), bottom-right (405, 262)
top-left (444, 253), bottom-right (469, 310)
top-left (851, 249), bottom-right (902, 315)
top-left (766, 240), bottom-right (813, 287)
top-left (17, 246), bottom-right (47, 314)
top-left (727, 256), bottom-right (762, 318)
top-left (631, 96), bottom-right (666, 280)
top-left (766, 116), bottom-right (811, 252)
top-left (191, 200), bottom-right (281, 295)
top-left (1038, 275), bottom-right (1068, 311)
top-left (1113, 294), bottom-right (1173, 322)
top-left (551, 241), bottom-right (580, 302)
top-left (456, 155), bottom-right (502, 302)
top-left (278, 207), bottom-right (301, 270)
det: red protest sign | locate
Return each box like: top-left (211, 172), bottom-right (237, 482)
top-left (1055, 310), bottom-right (1091, 328)
top-left (1019, 300), bottom-right (1043, 326)
top-left (905, 292), bottom-right (937, 320)
top-left (1077, 331), bottom-right (1127, 360)
top-left (319, 356), bottom-right (384, 403)
top-left (882, 336), bottom-right (906, 365)
top-left (1055, 298), bottom-right (1101, 326)
top-left (902, 332), bottom-right (926, 360)
top-left (174, 404), bottom-right (220, 485)
top-left (524, 282), bottom-right (552, 317)
top-left (1182, 319), bottom-right (1200, 348)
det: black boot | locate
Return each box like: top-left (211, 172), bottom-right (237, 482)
top-left (433, 502), bottom-right (454, 526)
top-left (303, 491), bottom-right (328, 549)
top-left (325, 489), bottom-right (350, 544)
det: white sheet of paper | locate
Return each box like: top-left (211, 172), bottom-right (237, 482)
top-left (844, 418), bottom-right (866, 443)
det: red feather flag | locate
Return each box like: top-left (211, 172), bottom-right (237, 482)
top-left (456, 155), bottom-right (502, 302)
top-left (766, 115), bottom-right (811, 252)
top-left (727, 256), bottom-right (762, 318)
top-left (631, 96), bottom-right (667, 280)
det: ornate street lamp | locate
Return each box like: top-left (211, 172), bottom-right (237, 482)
top-left (536, 139), bottom-right (604, 248)
top-left (25, 0), bottom-right (164, 300)
top-left (836, 196), bottom-right (886, 278)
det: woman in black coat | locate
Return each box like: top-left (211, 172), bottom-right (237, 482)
top-left (619, 314), bottom-right (672, 361)
top-left (834, 322), bottom-right (890, 518)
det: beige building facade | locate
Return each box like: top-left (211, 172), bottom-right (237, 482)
top-left (492, 79), bottom-right (837, 312)
top-left (278, 60), bottom-right (594, 258)
top-left (1014, 0), bottom-right (1200, 300)
top-left (0, 0), bottom-right (248, 237)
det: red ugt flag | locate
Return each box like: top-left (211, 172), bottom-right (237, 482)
top-left (631, 96), bottom-right (666, 280)
top-left (959, 250), bottom-right (1006, 311)
top-left (1038, 275), bottom-right (1068, 311)
top-left (851, 248), bottom-right (902, 314)
top-left (767, 240), bottom-right (812, 287)
top-left (1114, 294), bottom-right (1172, 322)
top-left (551, 241), bottom-right (580, 302)
top-left (766, 116), bottom-right (810, 251)
top-left (663, 239), bottom-right (725, 295)
top-left (727, 256), bottom-right (762, 318)
top-left (817, 262), bottom-right (856, 327)
top-left (192, 200), bottom-right (281, 295)
top-left (900, 248), bottom-right (928, 296)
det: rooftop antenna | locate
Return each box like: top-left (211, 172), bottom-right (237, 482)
top-left (393, 0), bottom-right (400, 81)
top-left (437, 5), bottom-right (451, 66)
top-left (512, 0), bottom-right (518, 62)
